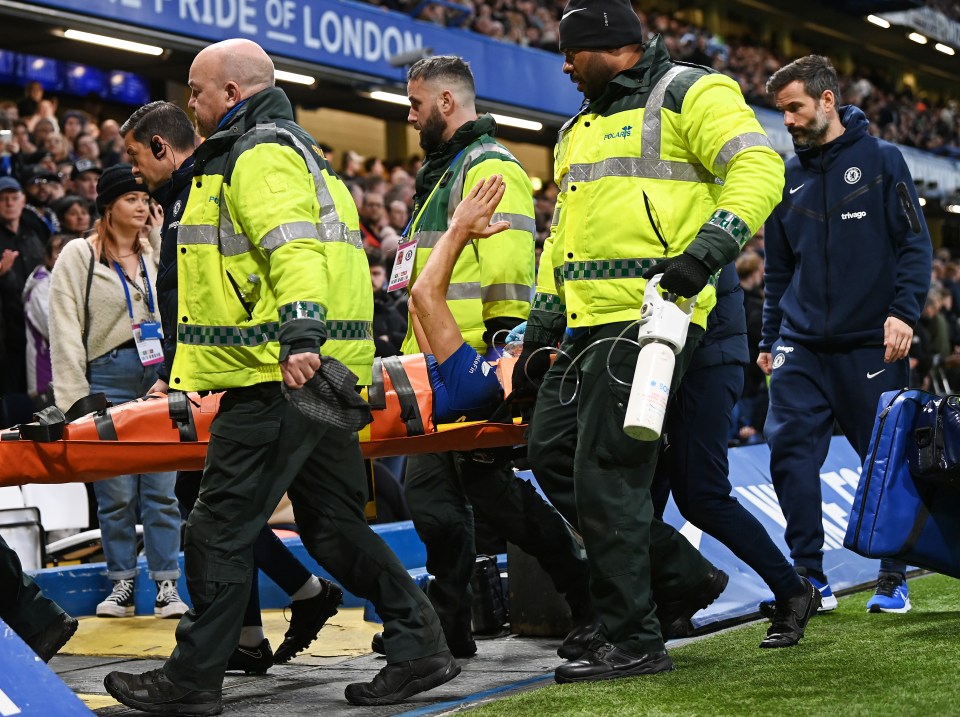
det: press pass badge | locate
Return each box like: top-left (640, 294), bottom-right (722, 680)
top-left (388, 237), bottom-right (418, 292)
top-left (133, 321), bottom-right (164, 366)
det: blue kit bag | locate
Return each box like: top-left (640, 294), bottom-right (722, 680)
top-left (844, 389), bottom-right (960, 579)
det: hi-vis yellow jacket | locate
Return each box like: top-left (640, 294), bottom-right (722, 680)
top-left (170, 89), bottom-right (374, 391)
top-left (526, 36), bottom-right (784, 346)
top-left (402, 115), bottom-right (535, 354)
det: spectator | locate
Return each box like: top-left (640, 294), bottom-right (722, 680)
top-left (31, 117), bottom-right (56, 146)
top-left (359, 191), bottom-right (387, 248)
top-left (19, 165), bottom-right (60, 232)
top-left (341, 149), bottom-right (364, 183)
top-left (97, 119), bottom-right (124, 167)
top-left (52, 195), bottom-right (93, 237)
top-left (0, 175), bottom-right (48, 399)
top-left (16, 81), bottom-right (44, 120)
top-left (733, 249), bottom-right (767, 444)
top-left (23, 232), bottom-right (68, 408)
top-left (49, 164), bottom-right (187, 621)
top-left (61, 111), bottom-right (87, 146)
top-left (75, 134), bottom-right (100, 162)
top-left (387, 198), bottom-right (409, 234)
top-left (368, 248), bottom-right (407, 356)
top-left (69, 159), bottom-right (101, 213)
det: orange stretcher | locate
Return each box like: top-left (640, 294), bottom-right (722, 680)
top-left (0, 354), bottom-right (527, 486)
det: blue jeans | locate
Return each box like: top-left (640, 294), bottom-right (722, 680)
top-left (88, 346), bottom-right (181, 581)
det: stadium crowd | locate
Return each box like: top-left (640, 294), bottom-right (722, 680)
top-left (363, 0), bottom-right (960, 156)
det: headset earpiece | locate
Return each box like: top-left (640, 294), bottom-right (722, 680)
top-left (150, 137), bottom-right (164, 159)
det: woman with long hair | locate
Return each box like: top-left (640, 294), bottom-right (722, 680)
top-left (49, 164), bottom-right (187, 619)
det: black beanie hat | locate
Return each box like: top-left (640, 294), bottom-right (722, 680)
top-left (96, 163), bottom-right (147, 214)
top-left (559, 0), bottom-right (644, 51)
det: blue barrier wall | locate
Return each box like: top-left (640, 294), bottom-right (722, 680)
top-left (34, 436), bottom-right (883, 627)
top-left (0, 622), bottom-right (93, 715)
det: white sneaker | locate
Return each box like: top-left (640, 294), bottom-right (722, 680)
top-left (96, 578), bottom-right (135, 617)
top-left (155, 579), bottom-right (188, 618)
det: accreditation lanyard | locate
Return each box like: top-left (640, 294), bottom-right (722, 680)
top-left (113, 256), bottom-right (164, 366)
top-left (388, 149), bottom-right (466, 292)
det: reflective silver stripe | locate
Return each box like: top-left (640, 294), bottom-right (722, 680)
top-left (491, 212), bottom-right (536, 235)
top-left (446, 143), bottom-right (520, 219)
top-left (714, 132), bottom-right (773, 173)
top-left (267, 123), bottom-right (341, 226)
top-left (178, 225), bottom-right (218, 246)
top-left (641, 66), bottom-right (689, 159)
top-left (481, 283), bottom-right (532, 303)
top-left (219, 232), bottom-right (255, 257)
top-left (318, 225), bottom-right (363, 248)
top-left (551, 203), bottom-right (561, 228)
top-left (412, 230), bottom-right (444, 249)
top-left (261, 221), bottom-right (322, 253)
top-left (707, 209), bottom-right (753, 247)
top-left (446, 282), bottom-right (482, 300)
top-left (563, 157), bottom-right (716, 189)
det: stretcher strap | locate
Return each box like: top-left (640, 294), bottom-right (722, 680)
top-left (368, 358), bottom-right (387, 410)
top-left (381, 355), bottom-right (424, 437)
top-left (94, 411), bottom-right (118, 441)
top-left (65, 393), bottom-right (108, 422)
top-left (167, 392), bottom-right (198, 442)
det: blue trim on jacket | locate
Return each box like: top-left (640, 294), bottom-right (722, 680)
top-left (761, 105), bottom-right (932, 351)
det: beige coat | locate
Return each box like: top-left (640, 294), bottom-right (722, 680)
top-left (49, 230), bottom-right (161, 411)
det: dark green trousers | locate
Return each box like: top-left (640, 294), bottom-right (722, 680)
top-left (164, 383), bottom-right (446, 691)
top-left (0, 533), bottom-right (63, 644)
top-left (527, 322), bottom-right (713, 654)
top-left (405, 451), bottom-right (591, 641)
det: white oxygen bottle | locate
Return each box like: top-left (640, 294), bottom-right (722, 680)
top-left (622, 342), bottom-right (675, 441)
top-left (622, 274), bottom-right (697, 441)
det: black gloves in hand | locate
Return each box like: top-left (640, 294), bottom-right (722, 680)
top-left (643, 253), bottom-right (711, 297)
top-left (511, 343), bottom-right (552, 397)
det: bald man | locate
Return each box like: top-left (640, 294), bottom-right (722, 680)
top-left (104, 39), bottom-right (459, 715)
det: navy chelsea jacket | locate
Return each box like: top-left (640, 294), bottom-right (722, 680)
top-left (760, 105), bottom-right (932, 352)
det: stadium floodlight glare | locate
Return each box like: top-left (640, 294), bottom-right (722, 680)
top-left (63, 29), bottom-right (163, 56)
top-left (370, 90), bottom-right (410, 107)
top-left (908, 32), bottom-right (928, 45)
top-left (490, 114), bottom-right (543, 132)
top-left (946, 203), bottom-right (960, 214)
top-left (919, 197), bottom-right (927, 207)
top-left (274, 70), bottom-right (315, 86)
top-left (935, 43), bottom-right (956, 56)
top-left (866, 15), bottom-right (891, 29)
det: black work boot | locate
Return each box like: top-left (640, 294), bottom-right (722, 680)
top-left (344, 652), bottom-right (461, 706)
top-left (104, 668), bottom-right (223, 716)
top-left (273, 579), bottom-right (343, 663)
top-left (557, 619), bottom-right (602, 660)
top-left (555, 640), bottom-right (674, 683)
top-left (759, 577), bottom-right (821, 648)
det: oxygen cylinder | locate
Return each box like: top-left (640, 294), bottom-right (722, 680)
top-left (622, 341), bottom-right (675, 441)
